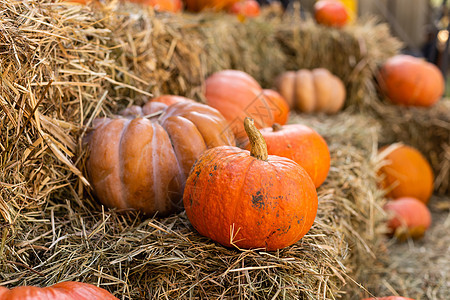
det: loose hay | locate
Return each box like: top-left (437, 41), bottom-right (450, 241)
top-left (0, 0), bottom-right (403, 298)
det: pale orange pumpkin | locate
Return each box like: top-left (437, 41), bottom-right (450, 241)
top-left (85, 99), bottom-right (235, 216)
top-left (229, 0), bottom-right (260, 17)
top-left (384, 197), bottom-right (432, 240)
top-left (205, 69), bottom-right (290, 143)
top-left (276, 68), bottom-right (346, 114)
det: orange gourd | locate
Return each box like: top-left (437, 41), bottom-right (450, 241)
top-left (242, 123), bottom-right (330, 188)
top-left (126, 0), bottom-right (182, 12)
top-left (85, 99), bottom-right (235, 216)
top-left (314, 0), bottom-right (350, 28)
top-left (205, 70), bottom-right (290, 142)
top-left (377, 55), bottom-right (444, 107)
top-left (384, 197), bottom-right (432, 240)
top-left (0, 282), bottom-right (118, 300)
top-left (276, 68), bottom-right (346, 114)
top-left (183, 118), bottom-right (318, 251)
top-left (229, 0), bottom-right (260, 17)
top-left (378, 144), bottom-right (434, 204)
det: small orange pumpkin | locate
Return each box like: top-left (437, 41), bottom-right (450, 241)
top-left (229, 0), bottom-right (260, 17)
top-left (205, 69), bottom-right (290, 142)
top-left (242, 123), bottom-right (330, 188)
top-left (276, 68), bottom-right (346, 114)
top-left (384, 197), bottom-right (432, 240)
top-left (86, 99), bottom-right (235, 216)
top-left (378, 144), bottom-right (434, 204)
top-left (184, 0), bottom-right (240, 12)
top-left (314, 0), bottom-right (350, 28)
top-left (0, 282), bottom-right (118, 300)
top-left (183, 118), bottom-right (318, 251)
top-left (377, 55), bottom-right (444, 107)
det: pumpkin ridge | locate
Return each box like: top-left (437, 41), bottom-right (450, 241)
top-left (118, 119), bottom-right (132, 209)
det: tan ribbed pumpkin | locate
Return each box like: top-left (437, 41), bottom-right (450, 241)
top-left (85, 98), bottom-right (236, 216)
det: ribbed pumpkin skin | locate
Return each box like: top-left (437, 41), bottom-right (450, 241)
top-left (86, 101), bottom-right (235, 216)
top-left (184, 0), bottom-right (239, 12)
top-left (205, 70), bottom-right (290, 141)
top-left (377, 55), bottom-right (444, 107)
top-left (314, 0), bottom-right (349, 28)
top-left (384, 197), bottom-right (432, 240)
top-left (379, 145), bottom-right (434, 204)
top-left (0, 282), bottom-right (118, 300)
top-left (183, 146), bottom-right (318, 251)
top-left (243, 124), bottom-right (330, 188)
top-left (276, 68), bottom-right (346, 114)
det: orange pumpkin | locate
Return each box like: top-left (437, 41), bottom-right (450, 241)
top-left (205, 70), bottom-right (290, 142)
top-left (0, 282), bottom-right (118, 300)
top-left (126, 0), bottom-right (182, 12)
top-left (314, 0), bottom-right (350, 28)
top-left (377, 55), bottom-right (444, 107)
top-left (229, 0), bottom-right (260, 17)
top-left (184, 0), bottom-right (240, 12)
top-left (276, 68), bottom-right (346, 114)
top-left (384, 197), bottom-right (432, 240)
top-left (183, 118), bottom-right (318, 251)
top-left (378, 144), bottom-right (434, 204)
top-left (86, 99), bottom-right (235, 216)
top-left (242, 123), bottom-right (330, 188)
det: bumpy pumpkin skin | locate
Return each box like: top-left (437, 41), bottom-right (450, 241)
top-left (0, 282), bottom-right (118, 300)
top-left (377, 55), bottom-right (444, 107)
top-left (384, 197), bottom-right (432, 240)
top-left (242, 124), bottom-right (330, 188)
top-left (86, 100), bottom-right (235, 216)
top-left (378, 144), bottom-right (434, 204)
top-left (183, 146), bottom-right (318, 251)
top-left (314, 0), bottom-right (350, 28)
top-left (276, 68), bottom-right (346, 114)
top-left (205, 70), bottom-right (290, 142)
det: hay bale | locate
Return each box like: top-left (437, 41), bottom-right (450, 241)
top-left (0, 0), bottom-right (398, 298)
top-left (370, 99), bottom-right (450, 195)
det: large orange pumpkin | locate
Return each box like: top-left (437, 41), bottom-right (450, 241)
top-left (314, 0), bottom-right (350, 28)
top-left (86, 98), bottom-right (235, 216)
top-left (184, 0), bottom-right (240, 12)
top-left (183, 118), bottom-right (318, 251)
top-left (242, 123), bottom-right (330, 188)
top-left (384, 197), bottom-right (432, 240)
top-left (377, 55), bottom-right (444, 107)
top-left (0, 282), bottom-right (118, 300)
top-left (205, 70), bottom-right (290, 142)
top-left (276, 68), bottom-right (346, 114)
top-left (378, 144), bottom-right (434, 204)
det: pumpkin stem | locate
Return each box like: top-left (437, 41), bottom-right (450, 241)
top-left (272, 123), bottom-right (283, 132)
top-left (244, 117), bottom-right (268, 161)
